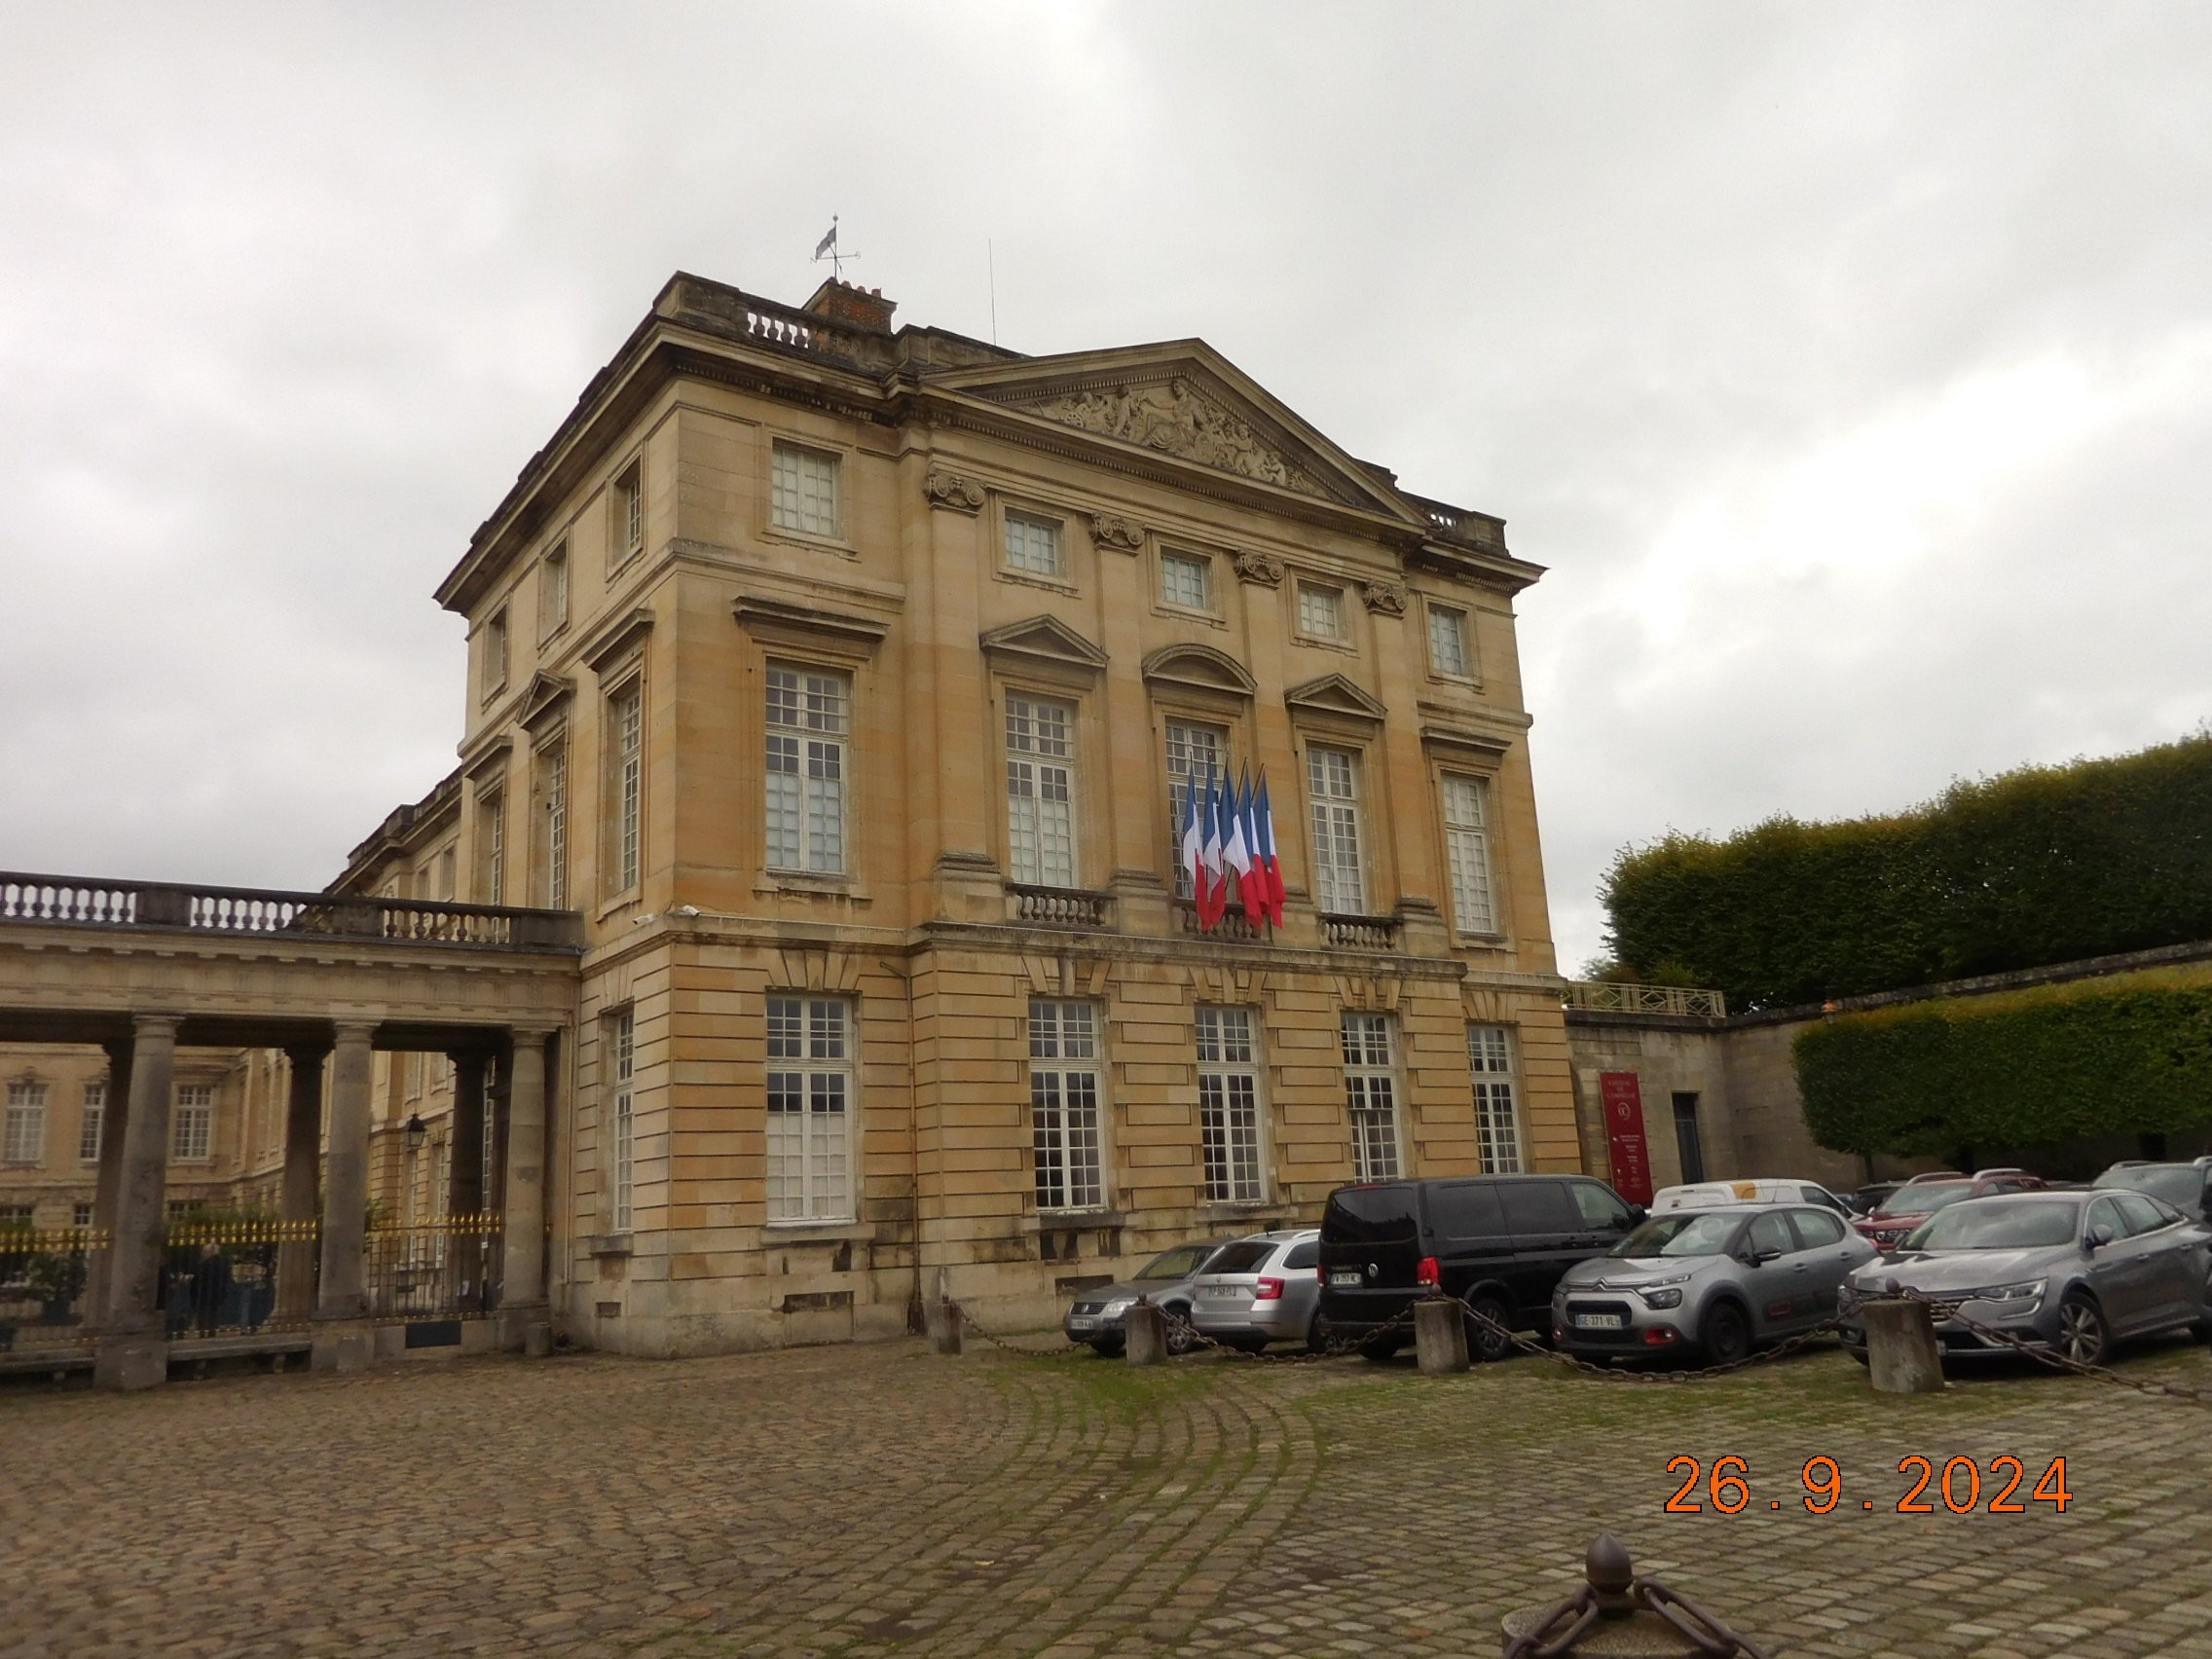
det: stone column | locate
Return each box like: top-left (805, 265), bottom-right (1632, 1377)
top-left (84, 1037), bottom-right (135, 1322)
top-left (498, 1027), bottom-right (552, 1350)
top-left (93, 1013), bottom-right (179, 1390)
top-left (314, 1023), bottom-right (376, 1322)
top-left (275, 1044), bottom-right (327, 1320)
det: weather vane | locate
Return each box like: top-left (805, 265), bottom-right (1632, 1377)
top-left (812, 216), bottom-right (861, 282)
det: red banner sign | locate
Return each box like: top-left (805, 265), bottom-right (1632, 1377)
top-left (1598, 1071), bottom-right (1654, 1205)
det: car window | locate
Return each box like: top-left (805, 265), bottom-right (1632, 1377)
top-left (2085, 1196), bottom-right (2125, 1242)
top-left (1135, 1244), bottom-right (1216, 1280)
top-left (1429, 1182), bottom-right (1507, 1240)
top-left (2110, 1192), bottom-right (2171, 1236)
top-left (2096, 1165), bottom-right (2203, 1207)
top-left (1499, 1181), bottom-right (1578, 1235)
top-left (1322, 1185), bottom-right (1419, 1244)
top-left (1746, 1212), bottom-right (1795, 1258)
top-left (1282, 1240), bottom-right (1319, 1271)
top-left (1788, 1208), bottom-right (1847, 1248)
top-left (1910, 1198), bottom-right (2078, 1251)
top-left (1798, 1186), bottom-right (1844, 1212)
top-left (1570, 1183), bottom-right (1634, 1231)
top-left (1876, 1181), bottom-right (1973, 1217)
top-left (1204, 1240), bottom-right (1274, 1274)
top-left (1611, 1212), bottom-right (1742, 1259)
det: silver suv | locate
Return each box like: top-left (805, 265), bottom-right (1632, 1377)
top-left (1190, 1230), bottom-right (1321, 1351)
top-left (1553, 1203), bottom-right (1874, 1364)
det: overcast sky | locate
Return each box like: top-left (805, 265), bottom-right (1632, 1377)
top-left (4, 3), bottom-right (2208, 973)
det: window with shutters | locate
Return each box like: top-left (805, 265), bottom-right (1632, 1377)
top-left (1307, 746), bottom-right (1365, 912)
top-left (1341, 1014), bottom-right (1400, 1181)
top-left (1004, 511), bottom-right (1064, 577)
top-left (1164, 719), bottom-right (1226, 899)
top-left (1006, 693), bottom-right (1077, 887)
top-left (1030, 1000), bottom-right (1103, 1210)
top-left (1441, 774), bottom-right (1497, 935)
top-left (78, 1082), bottom-right (104, 1162)
top-left (765, 667), bottom-right (848, 873)
top-left (1427, 604), bottom-right (1472, 678)
top-left (3, 1082), bottom-right (46, 1164)
top-left (1468, 1024), bottom-right (1523, 1174)
top-left (767, 997), bottom-right (854, 1222)
top-left (1196, 1008), bottom-right (1265, 1202)
top-left (172, 1085), bottom-right (213, 1162)
top-left (608, 1008), bottom-right (634, 1231)
top-left (770, 441), bottom-right (840, 538)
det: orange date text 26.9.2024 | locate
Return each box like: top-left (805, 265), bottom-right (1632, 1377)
top-left (1665, 1455), bottom-right (2073, 1515)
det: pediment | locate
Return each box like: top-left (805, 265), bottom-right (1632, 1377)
top-left (1284, 673), bottom-right (1387, 723)
top-left (927, 344), bottom-right (1425, 522)
top-left (517, 672), bottom-right (574, 732)
top-left (1141, 643), bottom-right (1257, 698)
top-left (978, 614), bottom-right (1110, 677)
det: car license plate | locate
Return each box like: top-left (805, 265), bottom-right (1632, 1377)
top-left (1066, 1316), bottom-right (1097, 1332)
top-left (1573, 1312), bottom-right (1624, 1330)
top-left (1329, 1270), bottom-right (1363, 1287)
top-left (1198, 1285), bottom-right (1235, 1299)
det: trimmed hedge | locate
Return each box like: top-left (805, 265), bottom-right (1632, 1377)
top-left (1794, 983), bottom-right (2212, 1159)
top-left (1603, 733), bottom-right (2212, 1009)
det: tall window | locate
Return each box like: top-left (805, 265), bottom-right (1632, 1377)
top-left (1164, 719), bottom-right (1225, 899)
top-left (1029, 1000), bottom-right (1102, 1210)
top-left (1297, 582), bottom-right (1345, 640)
top-left (1341, 1014), bottom-right (1400, 1182)
top-left (539, 540), bottom-right (570, 638)
top-left (1161, 551), bottom-right (1211, 610)
top-left (538, 743), bottom-right (569, 909)
top-left (481, 608), bottom-right (509, 700)
top-left (765, 996), bottom-right (854, 1223)
top-left (172, 1085), bottom-right (213, 1161)
top-left (770, 441), bottom-right (839, 537)
top-left (1196, 1008), bottom-right (1264, 1202)
top-left (608, 1009), bottom-right (634, 1231)
top-left (477, 790), bottom-right (505, 905)
top-left (1006, 693), bottom-right (1076, 887)
top-left (1440, 775), bottom-right (1496, 935)
top-left (73, 1201), bottom-right (93, 1229)
top-left (1468, 1024), bottom-right (1523, 1174)
top-left (609, 682), bottom-right (643, 893)
top-left (1307, 746), bottom-right (1365, 912)
top-left (3, 1082), bottom-right (47, 1164)
top-left (1427, 605), bottom-right (1471, 677)
top-left (1004, 512), bottom-right (1063, 577)
top-left (78, 1082), bottom-right (104, 1162)
top-left (765, 667), bottom-right (848, 873)
top-left (614, 461), bottom-right (643, 560)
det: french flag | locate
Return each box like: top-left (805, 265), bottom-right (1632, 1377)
top-left (1254, 772), bottom-right (1285, 926)
top-left (1180, 765), bottom-right (1207, 920)
top-left (1232, 771), bottom-right (1268, 922)
top-left (1200, 772), bottom-right (1230, 926)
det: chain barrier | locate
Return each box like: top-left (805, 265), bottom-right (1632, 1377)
top-left (1874, 1286), bottom-right (2212, 1408)
top-left (1502, 1577), bottom-right (1771, 1659)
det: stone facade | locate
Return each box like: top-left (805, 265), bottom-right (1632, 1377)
top-left (339, 273), bottom-right (1574, 1355)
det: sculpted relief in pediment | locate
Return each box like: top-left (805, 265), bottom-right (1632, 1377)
top-left (1003, 378), bottom-right (1341, 501)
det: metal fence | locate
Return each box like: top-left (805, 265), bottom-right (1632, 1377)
top-left (364, 1215), bottom-right (502, 1320)
top-left (0, 1227), bottom-right (103, 1353)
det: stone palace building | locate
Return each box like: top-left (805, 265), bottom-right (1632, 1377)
top-left (5, 271), bottom-right (1574, 1359)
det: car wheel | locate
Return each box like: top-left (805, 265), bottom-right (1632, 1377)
top-left (1088, 1337), bottom-right (1124, 1358)
top-left (1359, 1338), bottom-right (1402, 1362)
top-left (1162, 1305), bottom-right (1197, 1355)
top-left (2056, 1292), bottom-right (2110, 1367)
top-left (1463, 1294), bottom-right (1516, 1363)
top-left (1700, 1301), bottom-right (1751, 1367)
top-left (1845, 1345), bottom-right (1870, 1367)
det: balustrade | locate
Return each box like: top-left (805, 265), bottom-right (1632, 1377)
top-left (1320, 912), bottom-right (1401, 951)
top-left (1561, 980), bottom-right (1728, 1018)
top-left (1007, 884), bottom-right (1113, 928)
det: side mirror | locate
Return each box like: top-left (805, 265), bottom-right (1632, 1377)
top-left (2085, 1224), bottom-right (2115, 1250)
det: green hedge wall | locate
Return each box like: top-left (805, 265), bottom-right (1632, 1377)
top-left (1794, 983), bottom-right (2212, 1159)
top-left (1603, 733), bottom-right (2212, 1009)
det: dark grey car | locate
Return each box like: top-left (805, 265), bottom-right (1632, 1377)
top-left (2092, 1159), bottom-right (2212, 1225)
top-left (1062, 1239), bottom-right (1241, 1356)
top-left (1839, 1192), bottom-right (2212, 1367)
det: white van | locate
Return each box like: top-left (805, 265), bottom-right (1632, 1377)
top-left (1649, 1179), bottom-right (1850, 1216)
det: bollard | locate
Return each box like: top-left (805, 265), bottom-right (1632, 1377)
top-left (1862, 1296), bottom-right (1945, 1394)
top-left (1124, 1297), bottom-right (1167, 1365)
top-left (1500, 1534), bottom-right (1768, 1657)
top-left (1415, 1297), bottom-right (1471, 1374)
top-left (926, 1298), bottom-right (965, 1356)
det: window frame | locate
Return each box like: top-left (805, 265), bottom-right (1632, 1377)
top-left (1467, 1023), bottom-right (1524, 1175)
top-left (1306, 743), bottom-right (1367, 914)
top-left (1439, 772), bottom-right (1499, 938)
top-left (1002, 508), bottom-right (1067, 581)
top-left (480, 607), bottom-right (510, 704)
top-left (476, 786), bottom-right (505, 906)
top-left (1158, 548), bottom-right (1216, 615)
top-left (764, 994), bottom-right (858, 1225)
top-left (171, 1084), bottom-right (214, 1163)
top-left (78, 1081), bottom-right (105, 1163)
top-left (1341, 1013), bottom-right (1402, 1182)
top-left (1029, 999), bottom-right (1106, 1212)
top-left (535, 738), bottom-right (569, 910)
top-left (605, 673), bottom-right (645, 899)
top-left (1196, 1006), bottom-right (1267, 1203)
top-left (607, 1007), bottom-right (634, 1233)
top-left (1163, 716), bottom-right (1229, 900)
top-left (1424, 600), bottom-right (1476, 682)
top-left (764, 664), bottom-right (852, 876)
top-left (3, 1081), bottom-right (48, 1165)
top-left (611, 459), bottom-right (645, 569)
top-left (1004, 689), bottom-right (1080, 889)
top-left (1295, 579), bottom-right (1346, 644)
top-left (768, 438), bottom-right (843, 542)
top-left (538, 538), bottom-right (571, 642)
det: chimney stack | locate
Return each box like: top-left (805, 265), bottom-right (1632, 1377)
top-left (803, 278), bottom-right (897, 334)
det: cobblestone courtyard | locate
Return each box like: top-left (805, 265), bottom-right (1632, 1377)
top-left (5, 1335), bottom-right (2210, 1659)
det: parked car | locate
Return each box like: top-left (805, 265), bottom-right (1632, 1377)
top-left (1841, 1181), bottom-right (1903, 1217)
top-left (1189, 1230), bottom-right (1321, 1351)
top-left (1315, 1174), bottom-right (1641, 1362)
top-left (1839, 1191), bottom-right (2212, 1366)
top-left (2093, 1158), bottom-right (2212, 1224)
top-left (1062, 1238), bottom-right (1242, 1355)
top-left (1651, 1179), bottom-right (1850, 1216)
top-left (1554, 1203), bottom-right (1875, 1364)
top-left (1854, 1172), bottom-right (2047, 1249)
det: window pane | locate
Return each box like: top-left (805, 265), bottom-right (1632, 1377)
top-left (1006, 513), bottom-right (1063, 575)
top-left (766, 668), bottom-right (849, 873)
top-left (1308, 748), bottom-right (1364, 913)
top-left (1161, 552), bottom-right (1210, 609)
top-left (1298, 585), bottom-right (1343, 638)
top-left (1428, 607), bottom-right (1469, 676)
top-left (1008, 696), bottom-right (1076, 886)
top-left (1165, 720), bottom-right (1225, 899)
top-left (771, 444), bottom-right (839, 536)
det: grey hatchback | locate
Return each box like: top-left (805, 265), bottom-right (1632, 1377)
top-left (1062, 1239), bottom-right (1241, 1356)
top-left (1839, 1191), bottom-right (2212, 1366)
top-left (1553, 1203), bottom-right (1874, 1364)
top-left (1189, 1230), bottom-right (1321, 1351)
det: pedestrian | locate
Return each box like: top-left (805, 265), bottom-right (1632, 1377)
top-left (190, 1241), bottom-right (233, 1338)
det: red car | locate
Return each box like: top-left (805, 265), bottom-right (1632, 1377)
top-left (1853, 1172), bottom-right (2048, 1249)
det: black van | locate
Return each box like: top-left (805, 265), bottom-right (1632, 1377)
top-left (1316, 1174), bottom-right (1642, 1360)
